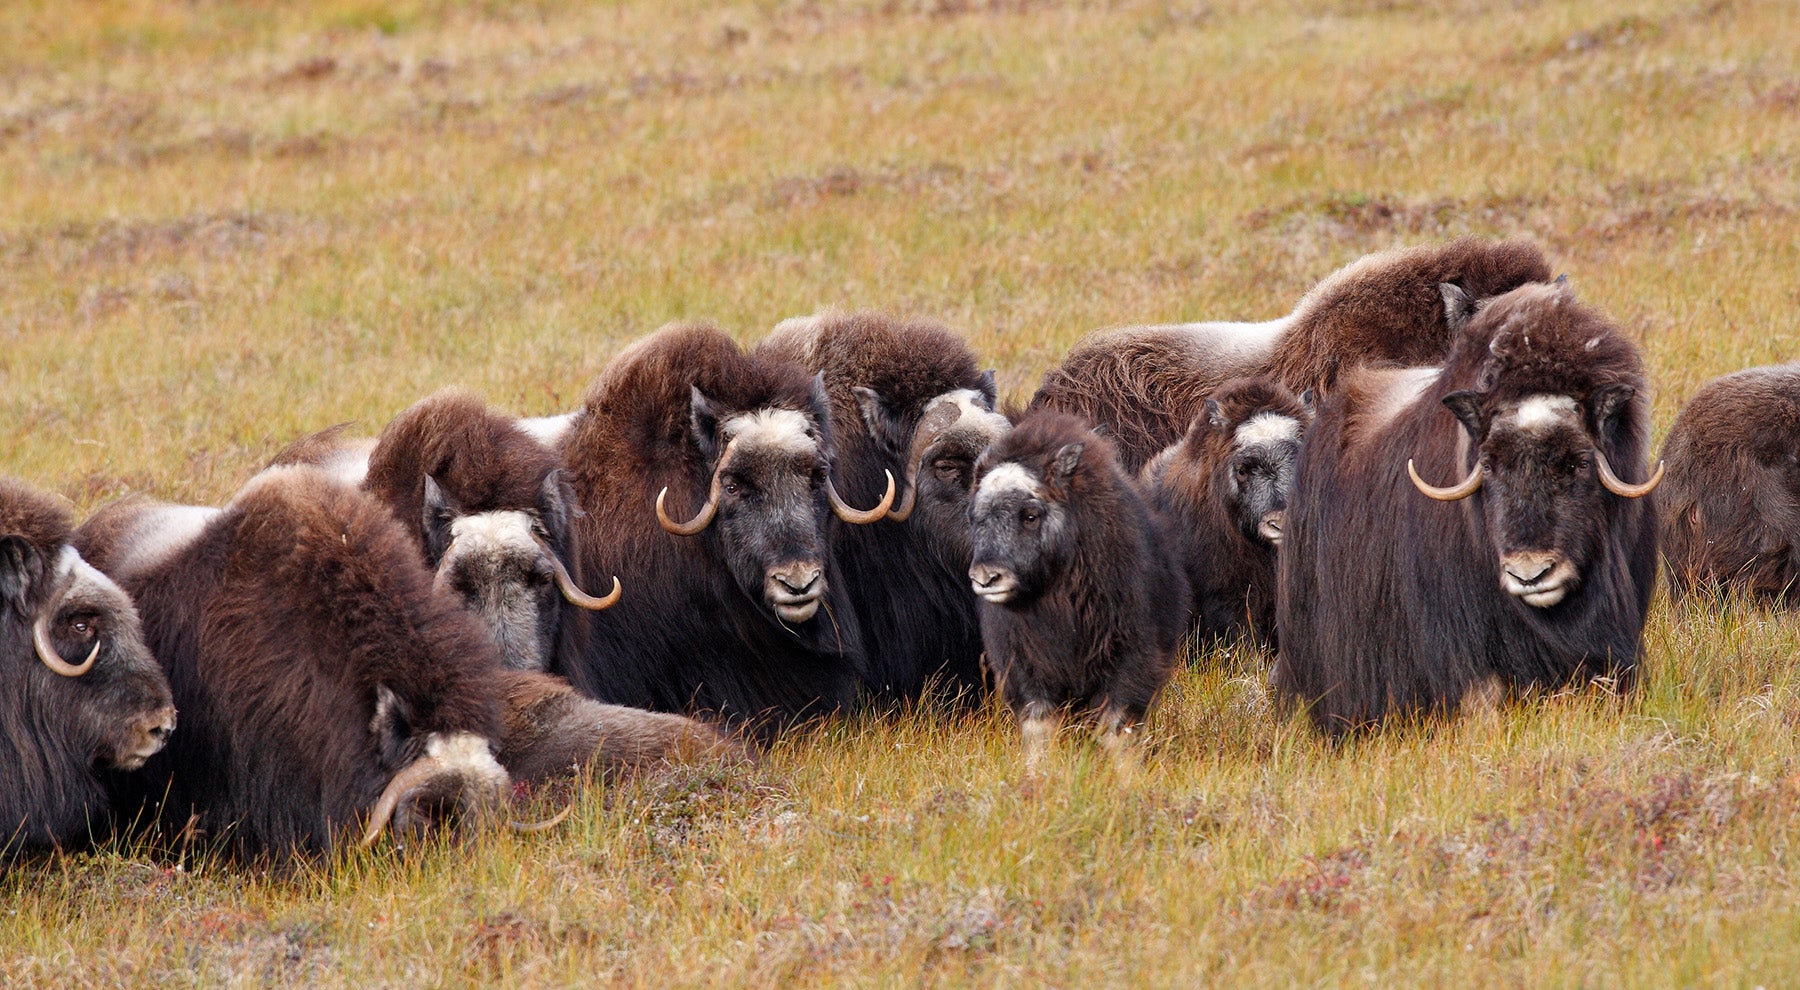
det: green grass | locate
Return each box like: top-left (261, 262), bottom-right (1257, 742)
top-left (5, 0), bottom-right (1800, 984)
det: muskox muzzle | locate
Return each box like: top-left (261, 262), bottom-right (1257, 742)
top-left (969, 563), bottom-right (1020, 604)
top-left (1499, 550), bottom-right (1579, 608)
top-left (765, 562), bottom-right (826, 623)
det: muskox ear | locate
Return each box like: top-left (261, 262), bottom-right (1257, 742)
top-left (1298, 389), bottom-right (1316, 415)
top-left (1442, 390), bottom-right (1488, 439)
top-left (977, 370), bottom-right (999, 411)
top-left (370, 684), bottom-right (415, 766)
top-left (1440, 283), bottom-right (1476, 334)
top-left (1051, 442), bottom-right (1084, 482)
top-left (420, 475), bottom-right (459, 566)
top-left (0, 535), bottom-right (42, 619)
top-left (1588, 383), bottom-right (1636, 431)
top-left (537, 469), bottom-right (577, 550)
top-left (689, 386), bottom-right (722, 462)
top-left (1203, 398), bottom-right (1227, 433)
top-left (852, 386), bottom-right (909, 456)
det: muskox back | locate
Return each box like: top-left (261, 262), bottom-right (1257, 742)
top-left (1659, 364), bottom-right (1800, 601)
top-left (1031, 238), bottom-right (1552, 470)
top-left (757, 311), bottom-right (1009, 704)
top-left (77, 468), bottom-right (507, 859)
top-left (1275, 282), bottom-right (1658, 734)
top-left (0, 479), bottom-right (175, 854)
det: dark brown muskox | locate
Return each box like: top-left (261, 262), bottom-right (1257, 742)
top-left (1030, 238), bottom-right (1552, 470)
top-left (968, 411), bottom-right (1190, 767)
top-left (76, 467), bottom-right (512, 860)
top-left (1273, 281), bottom-right (1662, 734)
top-left (1141, 376), bottom-right (1312, 648)
top-left (554, 323), bottom-right (891, 736)
top-left (1658, 364), bottom-right (1800, 602)
top-left (756, 311), bottom-right (1011, 704)
top-left (0, 479), bottom-right (175, 854)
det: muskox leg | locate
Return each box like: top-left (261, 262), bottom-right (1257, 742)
top-left (1018, 700), bottom-right (1062, 772)
top-left (1459, 674), bottom-right (1509, 720)
top-left (1094, 705), bottom-right (1145, 778)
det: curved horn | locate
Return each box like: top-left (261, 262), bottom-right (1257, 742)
top-left (1407, 458), bottom-right (1483, 501)
top-left (33, 612), bottom-right (97, 677)
top-left (656, 439), bottom-right (734, 536)
top-left (359, 755), bottom-right (445, 848)
top-left (827, 470), bottom-right (895, 525)
top-left (550, 555), bottom-right (621, 611)
top-left (886, 408), bottom-right (959, 523)
top-left (1595, 450), bottom-right (1665, 498)
top-left (509, 802), bottom-right (575, 834)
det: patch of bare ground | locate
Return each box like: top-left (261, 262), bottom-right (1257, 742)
top-left (2, 211), bottom-right (319, 268)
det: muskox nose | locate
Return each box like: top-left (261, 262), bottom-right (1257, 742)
top-left (766, 563), bottom-right (825, 623)
top-left (1258, 510), bottom-right (1286, 546)
top-left (969, 563), bottom-right (1019, 604)
top-left (1500, 551), bottom-right (1575, 608)
top-left (771, 565), bottom-right (822, 597)
top-left (1504, 558), bottom-right (1554, 586)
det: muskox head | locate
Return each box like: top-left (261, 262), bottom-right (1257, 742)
top-left (859, 371), bottom-right (1011, 558)
top-left (1407, 283), bottom-right (1662, 609)
top-left (1202, 382), bottom-right (1313, 548)
top-left (422, 471), bottom-right (618, 671)
top-left (658, 375), bottom-right (892, 623)
top-left (967, 442), bottom-right (1084, 606)
top-left (1, 507), bottom-right (175, 784)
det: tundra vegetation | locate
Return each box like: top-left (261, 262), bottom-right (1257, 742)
top-left (3, 0), bottom-right (1799, 985)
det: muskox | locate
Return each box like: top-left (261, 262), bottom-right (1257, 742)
top-left (1030, 238), bottom-right (1552, 470)
top-left (1274, 281), bottom-right (1661, 734)
top-left (77, 467), bottom-right (512, 859)
top-left (757, 311), bottom-right (1011, 703)
top-left (1658, 364), bottom-right (1800, 601)
top-left (969, 412), bottom-right (1189, 767)
top-left (0, 479), bottom-right (175, 854)
top-left (1141, 376), bottom-right (1312, 648)
top-left (555, 323), bottom-right (890, 735)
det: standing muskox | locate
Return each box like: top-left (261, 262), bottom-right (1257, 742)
top-left (757, 311), bottom-right (1011, 703)
top-left (0, 479), bottom-right (175, 854)
top-left (968, 412), bottom-right (1189, 767)
top-left (1141, 376), bottom-right (1312, 648)
top-left (554, 323), bottom-right (891, 735)
top-left (1657, 364), bottom-right (1800, 601)
top-left (1274, 281), bottom-right (1661, 734)
top-left (77, 467), bottom-right (512, 859)
top-left (1030, 238), bottom-right (1552, 470)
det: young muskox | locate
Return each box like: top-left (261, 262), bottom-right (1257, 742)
top-left (1030, 238), bottom-right (1552, 470)
top-left (757, 311), bottom-right (1011, 703)
top-left (0, 479), bottom-right (175, 854)
top-left (1658, 364), bottom-right (1800, 601)
top-left (969, 412), bottom-right (1189, 766)
top-left (1274, 281), bottom-right (1661, 735)
top-left (1141, 376), bottom-right (1312, 648)
top-left (556, 323), bottom-right (891, 736)
top-left (77, 468), bottom-right (512, 860)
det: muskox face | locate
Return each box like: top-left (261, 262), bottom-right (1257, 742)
top-left (967, 445), bottom-right (1080, 606)
top-left (422, 473), bottom-right (590, 671)
top-left (1, 541), bottom-right (175, 773)
top-left (859, 373), bottom-right (1011, 563)
top-left (1211, 400), bottom-right (1308, 547)
top-left (689, 386), bottom-right (839, 624)
top-left (1428, 384), bottom-right (1647, 608)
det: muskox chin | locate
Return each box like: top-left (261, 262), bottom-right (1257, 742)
top-left (1274, 281), bottom-right (1658, 734)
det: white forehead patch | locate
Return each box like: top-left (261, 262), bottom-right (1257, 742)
top-left (113, 504), bottom-right (223, 580)
top-left (1234, 413), bottom-right (1301, 448)
top-left (1509, 394), bottom-right (1579, 433)
top-left (924, 388), bottom-right (1011, 435)
top-left (976, 462), bottom-right (1042, 509)
top-left (721, 408), bottom-right (817, 457)
top-left (447, 510), bottom-right (539, 558)
top-left (518, 413), bottom-right (576, 449)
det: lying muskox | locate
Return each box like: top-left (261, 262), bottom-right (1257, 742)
top-left (1657, 364), bottom-right (1800, 601)
top-left (77, 467), bottom-right (513, 859)
top-left (1274, 281), bottom-right (1661, 734)
top-left (757, 311), bottom-right (1011, 703)
top-left (1030, 238), bottom-right (1553, 470)
top-left (969, 412), bottom-right (1189, 767)
top-left (0, 479), bottom-right (175, 854)
top-left (1141, 376), bottom-right (1312, 648)
top-left (555, 323), bottom-right (891, 735)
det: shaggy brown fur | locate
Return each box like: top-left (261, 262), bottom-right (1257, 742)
top-left (1030, 238), bottom-right (1552, 470)
top-left (1142, 377), bottom-right (1312, 647)
top-left (1659, 364), bottom-right (1800, 601)
top-left (494, 670), bottom-right (750, 782)
top-left (757, 311), bottom-right (1000, 703)
top-left (77, 469), bottom-right (506, 860)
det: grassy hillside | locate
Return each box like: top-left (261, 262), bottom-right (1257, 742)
top-left (4, 0), bottom-right (1799, 984)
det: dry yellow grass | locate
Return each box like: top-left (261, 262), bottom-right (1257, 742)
top-left (4, 0), bottom-right (1800, 985)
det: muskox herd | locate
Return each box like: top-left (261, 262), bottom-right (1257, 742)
top-left (6, 236), bottom-right (1796, 862)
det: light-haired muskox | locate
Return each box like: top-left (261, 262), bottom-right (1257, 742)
top-left (1141, 376), bottom-right (1312, 648)
top-left (0, 479), bottom-right (175, 854)
top-left (1030, 238), bottom-right (1553, 470)
top-left (77, 468), bottom-right (511, 860)
top-left (757, 311), bottom-right (1010, 703)
top-left (556, 323), bottom-right (891, 736)
top-left (969, 412), bottom-right (1189, 766)
top-left (1274, 281), bottom-right (1661, 734)
top-left (1658, 364), bottom-right (1800, 601)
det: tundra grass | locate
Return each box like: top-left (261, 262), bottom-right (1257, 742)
top-left (4, 0), bottom-right (1800, 985)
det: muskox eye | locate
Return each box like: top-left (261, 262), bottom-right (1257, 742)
top-left (933, 458), bottom-right (963, 482)
top-left (724, 482), bottom-right (741, 497)
top-left (71, 619), bottom-right (95, 639)
top-left (1020, 508), bottom-right (1040, 526)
